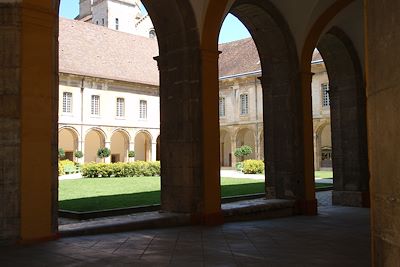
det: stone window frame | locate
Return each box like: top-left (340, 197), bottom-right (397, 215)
top-left (321, 83), bottom-right (330, 107)
top-left (240, 93), bottom-right (249, 115)
top-left (219, 96), bottom-right (226, 117)
top-left (139, 99), bottom-right (147, 119)
top-left (116, 97), bottom-right (125, 118)
top-left (62, 91), bottom-right (73, 113)
top-left (91, 95), bottom-right (100, 116)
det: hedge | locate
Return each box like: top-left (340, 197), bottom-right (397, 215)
top-left (58, 159), bottom-right (75, 176)
top-left (242, 160), bottom-right (264, 174)
top-left (81, 161), bottom-right (161, 178)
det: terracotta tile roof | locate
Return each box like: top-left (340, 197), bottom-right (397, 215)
top-left (59, 18), bottom-right (159, 86)
top-left (218, 38), bottom-right (261, 77)
top-left (59, 19), bottom-right (323, 85)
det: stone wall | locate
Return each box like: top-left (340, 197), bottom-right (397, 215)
top-left (366, 0), bottom-right (400, 265)
top-left (0, 3), bottom-right (21, 243)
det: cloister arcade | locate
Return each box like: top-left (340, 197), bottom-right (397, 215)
top-left (0, 0), bottom-right (398, 263)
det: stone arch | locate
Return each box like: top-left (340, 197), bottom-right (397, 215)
top-left (317, 27), bottom-right (369, 207)
top-left (134, 130), bottom-right (152, 161)
top-left (220, 129), bottom-right (233, 167)
top-left (84, 128), bottom-right (106, 163)
top-left (110, 130), bottom-right (130, 163)
top-left (229, 0), bottom-right (304, 202)
top-left (141, 1), bottom-right (210, 215)
top-left (314, 122), bottom-right (332, 171)
top-left (235, 127), bottom-right (256, 160)
top-left (58, 126), bottom-right (79, 161)
top-left (258, 129), bottom-right (264, 160)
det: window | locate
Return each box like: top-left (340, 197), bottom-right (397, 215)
top-left (62, 92), bottom-right (73, 113)
top-left (91, 95), bottom-right (100, 115)
top-left (115, 18), bottom-right (119, 30)
top-left (219, 97), bottom-right (225, 117)
top-left (149, 29), bottom-right (156, 39)
top-left (322, 83), bottom-right (330, 107)
top-left (139, 100), bottom-right (147, 119)
top-left (240, 94), bottom-right (249, 115)
top-left (116, 97), bottom-right (125, 117)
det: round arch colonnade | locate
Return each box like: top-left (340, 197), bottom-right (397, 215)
top-left (1, 0), bottom-right (373, 245)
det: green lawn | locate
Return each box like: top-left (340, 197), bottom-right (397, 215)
top-left (59, 177), bottom-right (266, 212)
top-left (59, 176), bottom-right (332, 212)
top-left (315, 171), bottom-right (333, 179)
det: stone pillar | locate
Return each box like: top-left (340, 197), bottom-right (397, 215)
top-left (259, 71), bottom-right (315, 214)
top-left (151, 142), bottom-right (157, 161)
top-left (230, 135), bottom-right (237, 168)
top-left (0, 3), bottom-right (22, 243)
top-left (155, 46), bottom-right (222, 223)
top-left (104, 141), bottom-right (111, 163)
top-left (0, 2), bottom-right (58, 243)
top-left (129, 142), bottom-right (134, 162)
top-left (366, 0), bottom-right (400, 264)
top-left (318, 30), bottom-right (369, 207)
top-left (313, 133), bottom-right (320, 171)
top-left (78, 138), bottom-right (85, 164)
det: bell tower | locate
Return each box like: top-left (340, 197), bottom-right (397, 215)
top-left (76, 0), bottom-right (154, 37)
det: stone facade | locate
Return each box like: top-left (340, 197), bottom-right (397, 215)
top-left (58, 74), bottom-right (160, 164)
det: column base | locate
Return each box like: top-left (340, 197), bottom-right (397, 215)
top-left (332, 190), bottom-right (370, 207)
top-left (191, 211), bottom-right (224, 226)
top-left (295, 199), bottom-right (318, 215)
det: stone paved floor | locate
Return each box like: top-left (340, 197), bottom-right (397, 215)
top-left (1, 204), bottom-right (370, 266)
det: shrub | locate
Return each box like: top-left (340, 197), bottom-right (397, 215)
top-left (81, 161), bottom-right (161, 178)
top-left (74, 150), bottom-right (83, 159)
top-left (58, 148), bottom-right (65, 159)
top-left (242, 160), bottom-right (264, 174)
top-left (97, 147), bottom-right (111, 159)
top-left (128, 151), bottom-right (135, 158)
top-left (58, 159), bottom-right (75, 176)
top-left (234, 145), bottom-right (253, 161)
top-left (235, 162), bottom-right (243, 171)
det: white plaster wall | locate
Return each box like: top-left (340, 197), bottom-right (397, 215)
top-left (92, 0), bottom-right (108, 26)
top-left (107, 0), bottom-right (141, 34)
top-left (311, 68), bottom-right (330, 118)
top-left (135, 15), bottom-right (154, 38)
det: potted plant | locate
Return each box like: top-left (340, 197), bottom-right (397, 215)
top-left (128, 150), bottom-right (135, 162)
top-left (97, 147), bottom-right (111, 162)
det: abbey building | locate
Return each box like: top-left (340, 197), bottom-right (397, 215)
top-left (58, 1), bottom-right (331, 170)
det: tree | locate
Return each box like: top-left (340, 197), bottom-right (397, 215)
top-left (234, 145), bottom-right (253, 161)
top-left (74, 150), bottom-right (84, 159)
top-left (97, 147), bottom-right (111, 162)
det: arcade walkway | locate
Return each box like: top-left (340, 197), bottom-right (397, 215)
top-left (0, 203), bottom-right (370, 266)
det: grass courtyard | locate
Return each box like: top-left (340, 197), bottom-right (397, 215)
top-left (59, 175), bottom-right (332, 212)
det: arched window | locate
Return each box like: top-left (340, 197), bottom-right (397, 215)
top-left (149, 29), bottom-right (156, 39)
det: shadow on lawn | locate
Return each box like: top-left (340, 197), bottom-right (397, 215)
top-left (59, 182), bottom-right (265, 212)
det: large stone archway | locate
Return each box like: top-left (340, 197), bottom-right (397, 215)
top-left (220, 129), bottom-right (232, 167)
top-left (84, 129), bottom-right (106, 163)
top-left (229, 0), bottom-right (305, 208)
top-left (317, 27), bottom-right (369, 207)
top-left (142, 0), bottom-right (221, 220)
top-left (58, 127), bottom-right (79, 161)
top-left (110, 130), bottom-right (129, 163)
top-left (235, 128), bottom-right (256, 160)
top-left (134, 131), bottom-right (152, 161)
